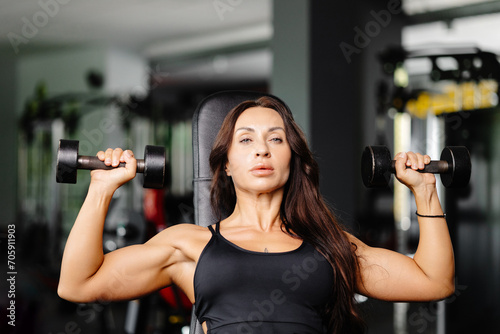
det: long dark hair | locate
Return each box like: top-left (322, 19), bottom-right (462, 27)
top-left (209, 95), bottom-right (365, 333)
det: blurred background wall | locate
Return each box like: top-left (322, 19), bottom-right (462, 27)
top-left (1, 0), bottom-right (499, 333)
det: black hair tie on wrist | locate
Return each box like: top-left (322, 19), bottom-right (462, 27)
top-left (415, 211), bottom-right (446, 219)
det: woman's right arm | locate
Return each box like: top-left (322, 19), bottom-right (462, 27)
top-left (58, 148), bottom-right (180, 303)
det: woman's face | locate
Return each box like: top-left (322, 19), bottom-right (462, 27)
top-left (225, 106), bottom-right (292, 196)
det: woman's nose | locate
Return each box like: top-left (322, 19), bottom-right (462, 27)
top-left (255, 143), bottom-right (270, 157)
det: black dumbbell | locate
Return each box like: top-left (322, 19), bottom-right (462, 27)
top-left (56, 139), bottom-right (166, 189)
top-left (361, 145), bottom-right (471, 188)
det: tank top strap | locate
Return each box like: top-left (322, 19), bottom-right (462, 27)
top-left (207, 225), bottom-right (215, 235)
top-left (207, 222), bottom-right (221, 235)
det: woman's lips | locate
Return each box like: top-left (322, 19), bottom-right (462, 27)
top-left (250, 164), bottom-right (274, 176)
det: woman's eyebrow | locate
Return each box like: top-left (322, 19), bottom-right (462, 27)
top-left (235, 126), bottom-right (285, 133)
top-left (268, 126), bottom-right (285, 132)
top-left (235, 127), bottom-right (255, 133)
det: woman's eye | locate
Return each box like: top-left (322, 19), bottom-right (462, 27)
top-left (240, 138), bottom-right (251, 143)
top-left (270, 137), bottom-right (283, 143)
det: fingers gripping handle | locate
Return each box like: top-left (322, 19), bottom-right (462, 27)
top-left (390, 160), bottom-right (450, 174)
top-left (77, 156), bottom-right (145, 173)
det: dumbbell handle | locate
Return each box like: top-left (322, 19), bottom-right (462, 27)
top-left (77, 156), bottom-right (146, 173)
top-left (390, 160), bottom-right (450, 174)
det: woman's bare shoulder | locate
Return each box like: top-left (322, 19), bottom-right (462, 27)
top-left (147, 223), bottom-right (212, 249)
top-left (166, 223), bottom-right (210, 233)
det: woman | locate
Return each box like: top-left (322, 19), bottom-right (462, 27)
top-left (58, 96), bottom-right (455, 334)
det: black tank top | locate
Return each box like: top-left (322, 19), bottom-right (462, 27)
top-left (194, 222), bottom-right (334, 333)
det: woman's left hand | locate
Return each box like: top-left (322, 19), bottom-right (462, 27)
top-left (394, 151), bottom-right (436, 193)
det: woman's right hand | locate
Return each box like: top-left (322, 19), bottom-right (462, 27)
top-left (91, 148), bottom-right (137, 191)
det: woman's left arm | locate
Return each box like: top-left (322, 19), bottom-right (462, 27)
top-left (352, 151), bottom-right (455, 302)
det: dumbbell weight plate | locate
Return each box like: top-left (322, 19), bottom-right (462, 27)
top-left (143, 145), bottom-right (166, 189)
top-left (56, 139), bottom-right (79, 184)
top-left (361, 145), bottom-right (393, 188)
top-left (440, 146), bottom-right (471, 188)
